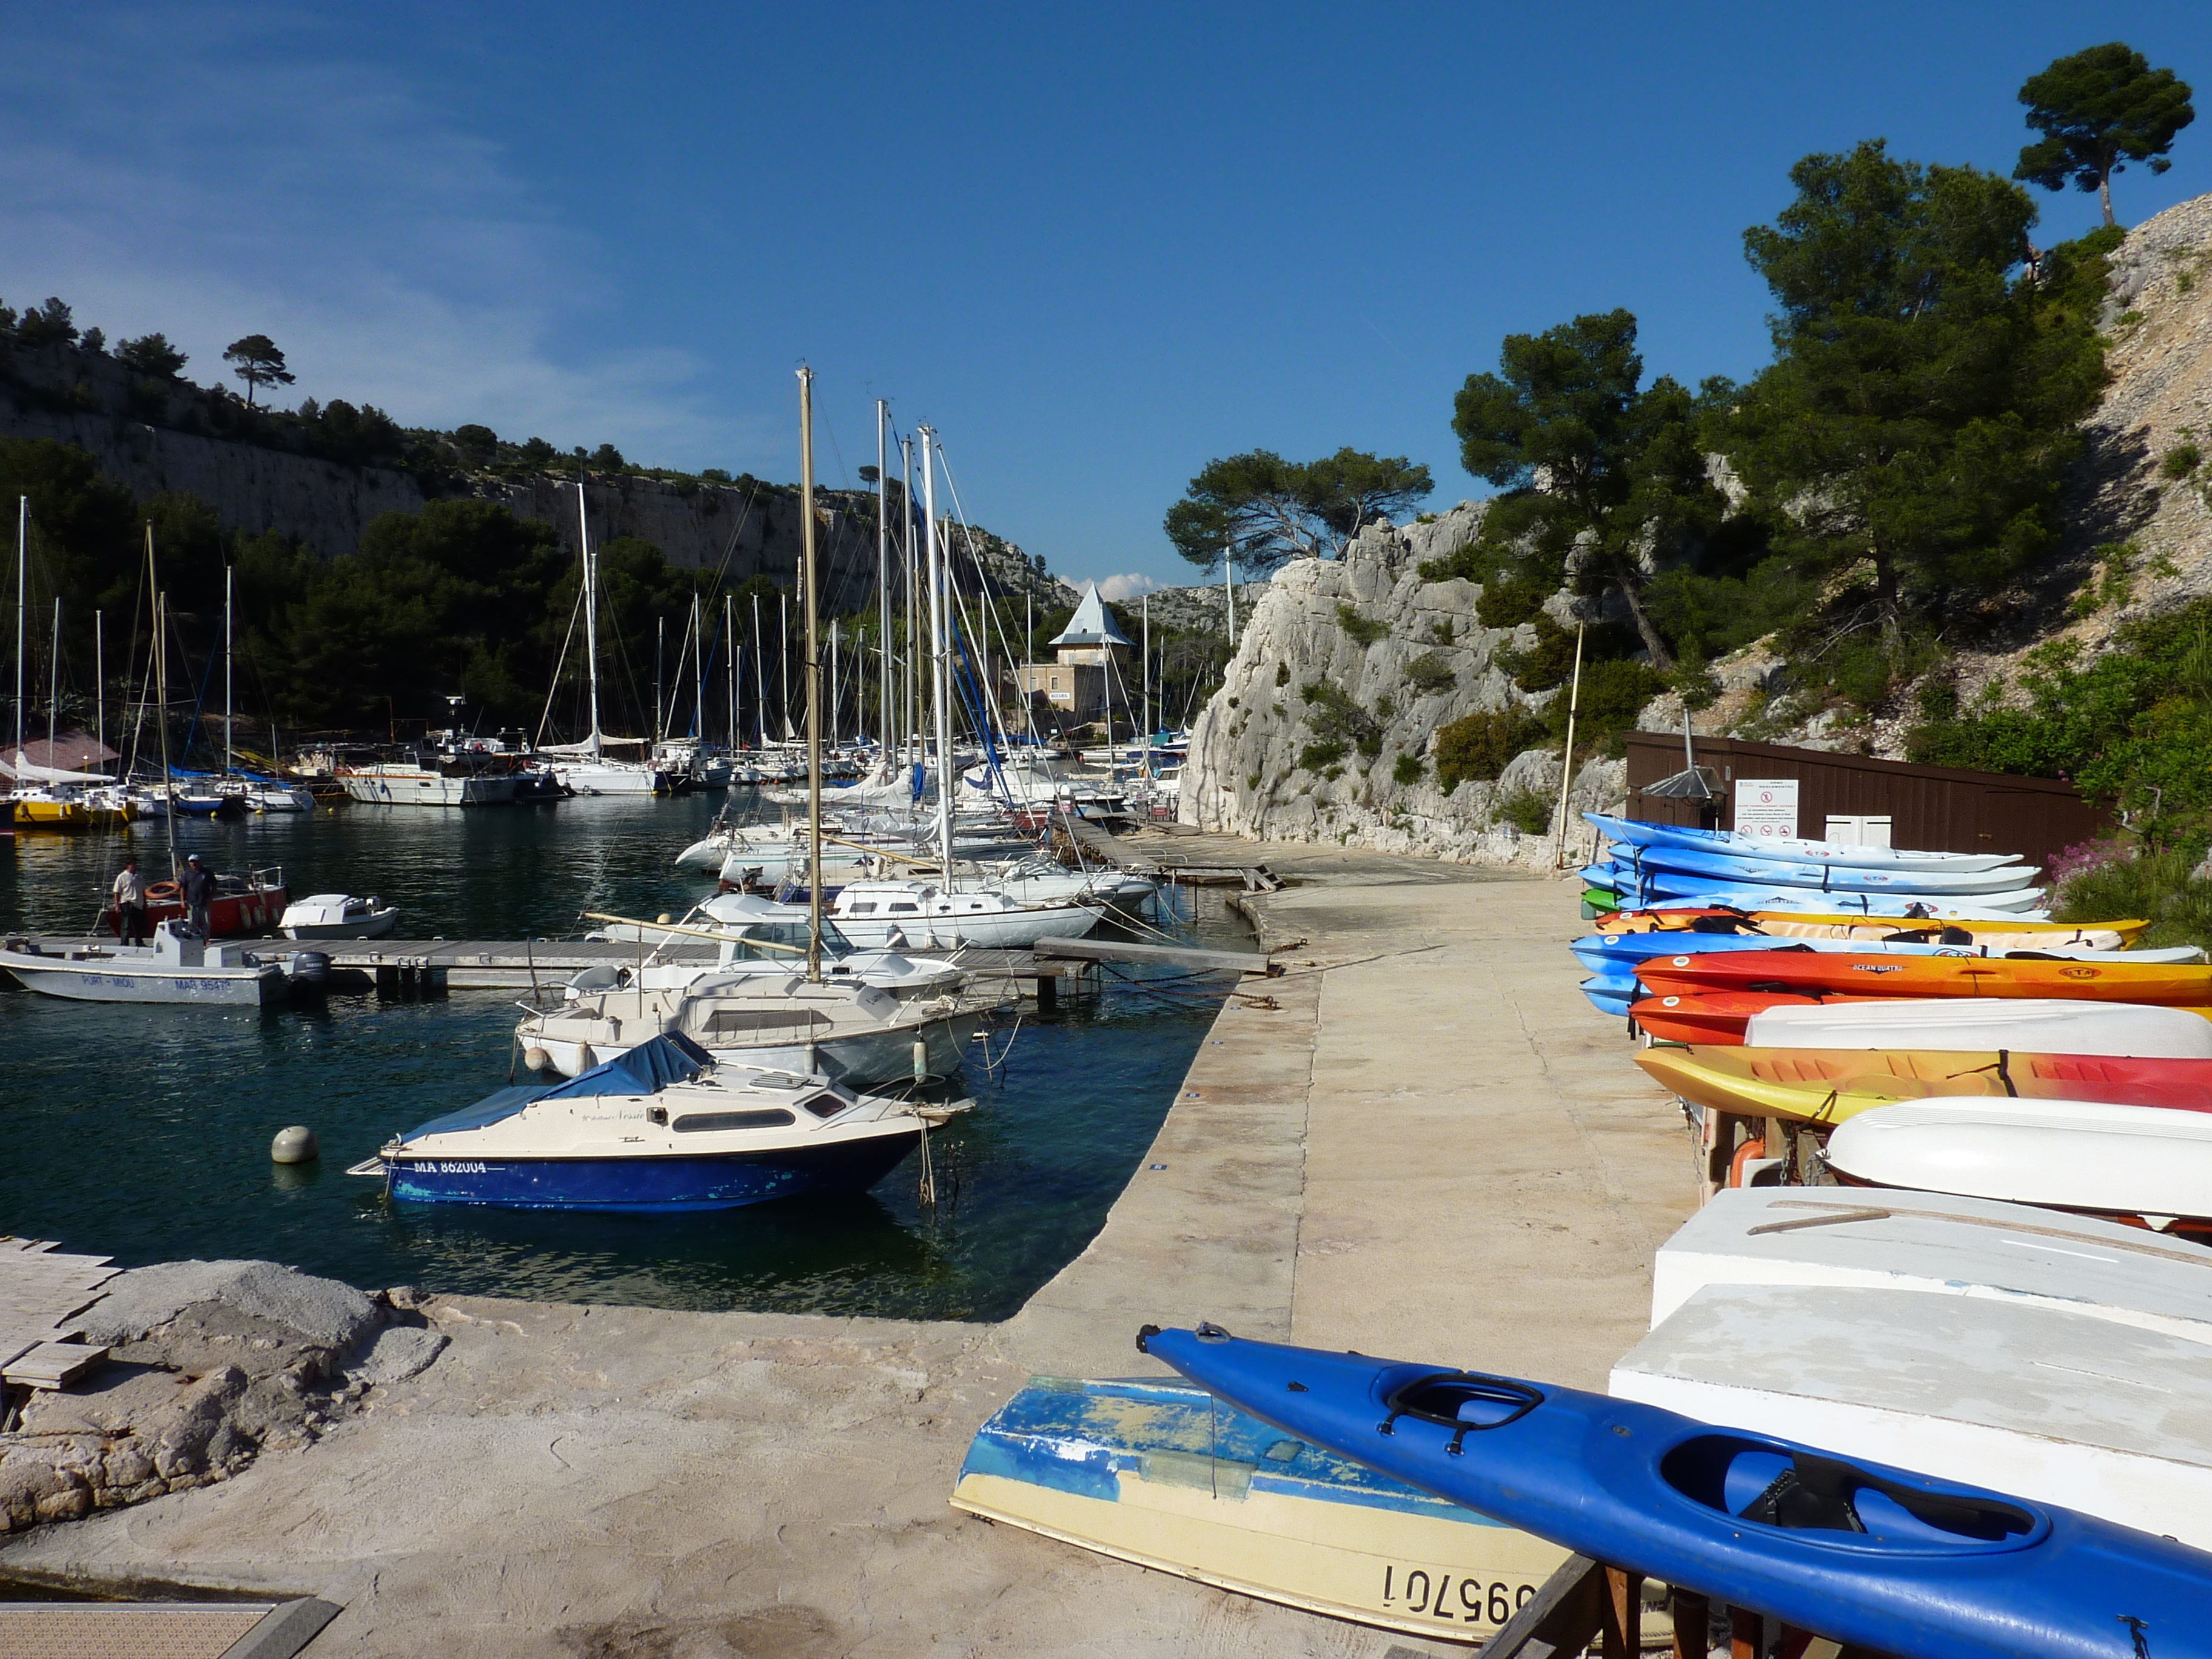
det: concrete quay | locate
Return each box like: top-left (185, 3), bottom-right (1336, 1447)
top-left (0, 839), bottom-right (1697, 1657)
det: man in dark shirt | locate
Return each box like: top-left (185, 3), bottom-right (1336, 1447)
top-left (181, 855), bottom-right (216, 937)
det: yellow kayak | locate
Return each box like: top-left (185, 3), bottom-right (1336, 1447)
top-left (1637, 1044), bottom-right (2212, 1126)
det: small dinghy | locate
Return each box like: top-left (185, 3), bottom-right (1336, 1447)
top-left (279, 893), bottom-right (400, 940)
top-left (353, 1033), bottom-right (959, 1212)
top-left (0, 921), bottom-right (286, 1006)
top-left (1823, 1096), bottom-right (2212, 1233)
top-left (953, 1376), bottom-right (1580, 1643)
top-left (1141, 1324), bottom-right (2212, 1659)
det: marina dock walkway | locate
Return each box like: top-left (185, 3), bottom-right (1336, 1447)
top-left (1, 839), bottom-right (1696, 1657)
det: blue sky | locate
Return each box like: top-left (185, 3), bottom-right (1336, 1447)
top-left (4, 4), bottom-right (2208, 597)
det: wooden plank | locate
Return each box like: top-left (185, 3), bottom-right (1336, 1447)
top-left (3, 1339), bottom-right (109, 1389)
top-left (1031, 937), bottom-right (1280, 976)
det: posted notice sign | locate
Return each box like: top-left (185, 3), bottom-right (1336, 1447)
top-left (1732, 779), bottom-right (1800, 840)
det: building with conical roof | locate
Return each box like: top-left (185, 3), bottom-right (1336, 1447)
top-left (1016, 583), bottom-right (1131, 727)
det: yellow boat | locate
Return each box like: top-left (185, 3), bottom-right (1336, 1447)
top-left (10, 793), bottom-right (92, 831)
top-left (1595, 909), bottom-right (2147, 949)
top-left (1637, 1043), bottom-right (2212, 1127)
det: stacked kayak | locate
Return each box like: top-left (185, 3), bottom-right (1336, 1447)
top-left (1591, 906), bottom-right (2144, 951)
top-left (1142, 1323), bottom-right (2212, 1659)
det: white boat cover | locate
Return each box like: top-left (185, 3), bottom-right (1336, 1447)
top-left (1742, 996), bottom-right (2212, 1057)
top-left (1823, 1096), bottom-right (2212, 1218)
top-left (1647, 1186), bottom-right (2212, 1342)
top-left (1611, 1282), bottom-right (2212, 1550)
top-left (2, 749), bottom-right (115, 783)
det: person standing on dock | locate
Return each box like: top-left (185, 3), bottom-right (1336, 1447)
top-left (181, 854), bottom-right (215, 937)
top-left (112, 856), bottom-right (150, 943)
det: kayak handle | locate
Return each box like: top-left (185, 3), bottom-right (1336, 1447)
top-left (1378, 1370), bottom-right (1544, 1453)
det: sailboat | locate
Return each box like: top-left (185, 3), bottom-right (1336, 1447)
top-left (541, 481), bottom-right (673, 796)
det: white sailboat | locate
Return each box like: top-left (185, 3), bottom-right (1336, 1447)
top-left (544, 481), bottom-right (672, 796)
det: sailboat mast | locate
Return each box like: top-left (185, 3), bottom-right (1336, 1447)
top-left (726, 594), bottom-right (737, 753)
top-left (47, 598), bottom-right (60, 757)
top-left (1224, 546), bottom-right (1236, 649)
top-left (752, 592), bottom-right (766, 749)
top-left (577, 483), bottom-right (602, 760)
top-left (921, 426), bottom-right (951, 876)
top-left (798, 366), bottom-right (824, 984)
top-left (691, 592), bottom-right (703, 741)
top-left (900, 436), bottom-right (916, 766)
top-left (830, 620), bottom-right (840, 748)
top-left (13, 496), bottom-right (24, 766)
top-left (1142, 592), bottom-right (1151, 779)
top-left (151, 527), bottom-right (177, 882)
top-left (875, 398), bottom-right (890, 753)
top-left (223, 564), bottom-right (233, 777)
top-left (654, 617), bottom-right (665, 744)
top-left (95, 610), bottom-right (104, 768)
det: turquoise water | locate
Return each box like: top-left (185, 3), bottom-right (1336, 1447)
top-left (0, 795), bottom-right (1236, 1319)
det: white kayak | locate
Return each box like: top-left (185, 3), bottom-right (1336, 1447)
top-left (1742, 996), bottom-right (2212, 1057)
top-left (1824, 1096), bottom-right (2212, 1225)
top-left (1586, 813), bottom-right (2029, 874)
top-left (1610, 1279), bottom-right (2212, 1552)
top-left (1647, 1186), bottom-right (2212, 1346)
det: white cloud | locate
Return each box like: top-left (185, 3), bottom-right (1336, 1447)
top-left (0, 8), bottom-right (749, 463)
top-left (1085, 572), bottom-right (1162, 602)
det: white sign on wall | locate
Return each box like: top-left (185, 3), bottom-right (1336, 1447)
top-left (1732, 779), bottom-right (1801, 840)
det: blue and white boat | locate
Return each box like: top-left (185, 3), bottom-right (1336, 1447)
top-left (1586, 814), bottom-right (2026, 876)
top-left (352, 1034), bottom-right (960, 1212)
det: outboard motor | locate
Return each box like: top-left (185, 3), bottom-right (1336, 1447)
top-left (290, 950), bottom-right (332, 992)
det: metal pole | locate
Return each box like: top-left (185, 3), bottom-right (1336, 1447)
top-left (900, 436), bottom-right (916, 766)
top-left (876, 398), bottom-right (890, 754)
top-left (13, 497), bottom-right (25, 767)
top-left (691, 592), bottom-right (703, 741)
top-left (1142, 592), bottom-right (1151, 777)
top-left (47, 598), bottom-right (59, 758)
top-left (752, 592), bottom-right (766, 749)
top-left (1551, 618), bottom-right (1587, 870)
top-left (223, 565), bottom-right (233, 777)
top-left (779, 591), bottom-right (790, 745)
top-left (922, 426), bottom-right (951, 876)
top-left (95, 609), bottom-right (104, 769)
top-left (577, 483), bottom-right (602, 757)
top-left (654, 615), bottom-right (665, 744)
top-left (726, 593), bottom-right (737, 753)
top-left (1224, 546), bottom-right (1236, 650)
top-left (799, 366), bottom-right (824, 984)
top-left (831, 619), bottom-right (841, 749)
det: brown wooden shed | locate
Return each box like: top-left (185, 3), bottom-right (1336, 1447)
top-left (1621, 732), bottom-right (2112, 868)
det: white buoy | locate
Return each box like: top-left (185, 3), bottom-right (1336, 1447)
top-left (270, 1125), bottom-right (320, 1164)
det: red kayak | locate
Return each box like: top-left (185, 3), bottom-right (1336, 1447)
top-left (1630, 991), bottom-right (1825, 1044)
top-left (1634, 948), bottom-right (2212, 1010)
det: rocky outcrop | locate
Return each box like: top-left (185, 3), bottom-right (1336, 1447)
top-left (1183, 503), bottom-right (1626, 867)
top-left (0, 337), bottom-right (1058, 602)
top-left (0, 1259), bottom-right (443, 1533)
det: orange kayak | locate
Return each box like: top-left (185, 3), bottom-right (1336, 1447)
top-left (1633, 949), bottom-right (2212, 1010)
top-left (1637, 1044), bottom-right (2212, 1124)
top-left (1629, 991), bottom-right (1826, 1044)
top-left (1593, 908), bottom-right (2146, 948)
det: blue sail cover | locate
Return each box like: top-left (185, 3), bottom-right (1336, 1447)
top-left (403, 1034), bottom-right (714, 1140)
top-left (540, 1033), bottom-right (714, 1099)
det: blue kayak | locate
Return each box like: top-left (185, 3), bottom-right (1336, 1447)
top-left (1139, 1325), bottom-right (2212, 1659)
top-left (1585, 813), bottom-right (2028, 876)
top-left (1583, 865), bottom-right (2051, 920)
top-left (1612, 842), bottom-right (2042, 897)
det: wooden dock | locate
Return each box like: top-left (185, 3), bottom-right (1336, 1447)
top-left (1053, 814), bottom-right (1282, 890)
top-left (0, 1238), bottom-right (115, 1403)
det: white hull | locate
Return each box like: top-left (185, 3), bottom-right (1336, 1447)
top-left (283, 911), bottom-right (400, 940)
top-left (1743, 996), bottom-right (2212, 1057)
top-left (831, 902), bottom-right (1102, 951)
top-left (0, 950), bottom-right (281, 1005)
top-left (534, 1010), bottom-right (971, 1086)
top-left (341, 770), bottom-right (516, 807)
top-left (554, 760), bottom-right (669, 796)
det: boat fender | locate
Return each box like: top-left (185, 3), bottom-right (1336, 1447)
top-left (523, 1047), bottom-right (552, 1073)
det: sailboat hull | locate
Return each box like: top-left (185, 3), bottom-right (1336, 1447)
top-left (384, 1131), bottom-right (920, 1212)
top-left (532, 1010), bottom-right (971, 1085)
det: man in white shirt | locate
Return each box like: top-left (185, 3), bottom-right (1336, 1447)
top-left (112, 856), bottom-right (150, 943)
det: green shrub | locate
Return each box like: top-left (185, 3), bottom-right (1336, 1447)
top-left (1498, 614), bottom-right (1578, 691)
top-left (1337, 604), bottom-right (1387, 646)
top-left (1403, 650), bottom-right (1456, 695)
top-left (2056, 845), bottom-right (2212, 951)
top-left (1475, 568), bottom-right (1550, 628)
top-left (1274, 660), bottom-right (1290, 686)
top-left (1298, 739), bottom-right (1347, 772)
top-left (2162, 443), bottom-right (2203, 480)
top-left (1392, 753), bottom-right (1426, 785)
top-left (1301, 679), bottom-right (1383, 757)
top-left (1434, 706), bottom-right (1546, 790)
top-left (1495, 787), bottom-right (1555, 836)
top-left (1547, 656), bottom-right (1664, 756)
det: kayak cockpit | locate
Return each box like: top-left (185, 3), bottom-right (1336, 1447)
top-left (1663, 1435), bottom-right (2043, 1550)
top-left (1380, 1372), bottom-right (1545, 1446)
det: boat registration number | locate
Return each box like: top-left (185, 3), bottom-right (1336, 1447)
top-left (424, 1161), bottom-right (489, 1175)
top-left (1381, 1565), bottom-right (1536, 1626)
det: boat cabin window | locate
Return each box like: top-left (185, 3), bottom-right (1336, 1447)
top-left (890, 902), bottom-right (919, 914)
top-left (798, 1090), bottom-right (850, 1120)
top-left (671, 1108), bottom-right (796, 1133)
top-left (846, 903), bottom-right (877, 915)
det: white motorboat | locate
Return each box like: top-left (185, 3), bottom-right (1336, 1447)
top-left (1743, 996), bottom-right (2212, 1057)
top-left (1822, 1096), bottom-right (2212, 1228)
top-left (517, 968), bottom-right (979, 1085)
top-left (549, 754), bottom-right (671, 796)
top-left (280, 893), bottom-right (401, 940)
top-left (340, 761), bottom-right (517, 807)
top-left (354, 1033), bottom-right (961, 1212)
top-left (826, 878), bottom-right (1104, 951)
top-left (0, 921), bottom-right (286, 1005)
top-left (589, 896), bottom-right (969, 1002)
top-left (250, 783), bottom-right (317, 813)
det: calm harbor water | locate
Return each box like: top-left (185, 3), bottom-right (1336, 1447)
top-left (0, 793), bottom-right (1239, 1320)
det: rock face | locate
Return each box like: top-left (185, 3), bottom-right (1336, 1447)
top-left (0, 337), bottom-right (1057, 601)
top-left (0, 1259), bottom-right (441, 1533)
top-left (1183, 503), bottom-right (1626, 867)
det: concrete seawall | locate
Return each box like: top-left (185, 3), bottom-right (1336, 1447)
top-left (0, 840), bottom-right (1696, 1655)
